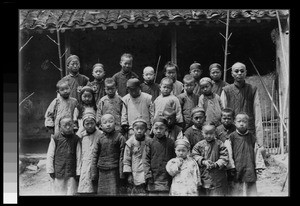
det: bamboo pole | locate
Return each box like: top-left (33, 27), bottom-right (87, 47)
top-left (271, 79), bottom-right (274, 153)
top-left (154, 55), bottom-right (161, 83)
top-left (223, 10), bottom-right (230, 82)
top-left (19, 92), bottom-right (35, 106)
top-left (171, 27), bottom-right (177, 65)
top-left (56, 29), bottom-right (64, 78)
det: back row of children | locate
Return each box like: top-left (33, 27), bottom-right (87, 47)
top-left (45, 52), bottom-right (265, 196)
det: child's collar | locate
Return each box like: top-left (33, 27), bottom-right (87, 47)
top-left (236, 129), bottom-right (249, 135)
top-left (69, 72), bottom-right (79, 77)
top-left (192, 125), bottom-right (202, 130)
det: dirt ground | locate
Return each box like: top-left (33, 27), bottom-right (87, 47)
top-left (19, 153), bottom-right (288, 196)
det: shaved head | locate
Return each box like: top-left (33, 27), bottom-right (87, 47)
top-left (143, 66), bottom-right (155, 74)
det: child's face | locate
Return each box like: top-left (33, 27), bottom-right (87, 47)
top-left (192, 112), bottom-right (205, 129)
top-left (92, 66), bottom-right (105, 81)
top-left (68, 59), bottom-right (80, 74)
top-left (200, 82), bottom-right (213, 95)
top-left (160, 81), bottom-right (173, 96)
top-left (128, 87), bottom-right (141, 98)
top-left (175, 145), bottom-right (189, 159)
top-left (133, 122), bottom-right (147, 139)
top-left (184, 80), bottom-right (196, 94)
top-left (120, 57), bottom-right (132, 73)
top-left (58, 83), bottom-right (71, 99)
top-left (81, 91), bottom-right (93, 105)
top-left (105, 83), bottom-right (117, 98)
top-left (165, 67), bottom-right (177, 82)
top-left (210, 68), bottom-right (222, 81)
top-left (60, 118), bottom-right (74, 135)
top-left (235, 114), bottom-right (249, 133)
top-left (143, 70), bottom-right (155, 83)
top-left (152, 122), bottom-right (167, 138)
top-left (190, 69), bottom-right (202, 81)
top-left (163, 112), bottom-right (176, 127)
top-left (83, 118), bottom-right (96, 134)
top-left (101, 116), bottom-right (115, 133)
top-left (202, 125), bottom-right (216, 142)
top-left (221, 112), bottom-right (234, 128)
top-left (231, 66), bottom-right (247, 82)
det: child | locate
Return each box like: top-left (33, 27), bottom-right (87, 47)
top-left (87, 63), bottom-right (106, 106)
top-left (112, 53), bottom-right (139, 97)
top-left (96, 78), bottom-right (123, 133)
top-left (144, 117), bottom-right (176, 196)
top-left (140, 66), bottom-right (161, 102)
top-left (91, 114), bottom-right (126, 195)
top-left (189, 62), bottom-right (203, 96)
top-left (166, 138), bottom-right (201, 196)
top-left (228, 113), bottom-right (258, 196)
top-left (162, 107), bottom-right (183, 141)
top-left (121, 78), bottom-right (153, 139)
top-left (209, 63), bottom-right (228, 96)
top-left (73, 86), bottom-right (97, 135)
top-left (61, 55), bottom-right (89, 101)
top-left (164, 61), bottom-right (183, 96)
top-left (46, 116), bottom-right (81, 195)
top-left (153, 77), bottom-right (183, 125)
top-left (123, 118), bottom-right (152, 195)
top-left (184, 107), bottom-right (206, 151)
top-left (198, 77), bottom-right (224, 127)
top-left (220, 62), bottom-right (264, 161)
top-left (191, 122), bottom-right (229, 196)
top-left (45, 79), bottom-right (78, 135)
top-left (77, 111), bottom-right (102, 195)
top-left (177, 74), bottom-right (200, 130)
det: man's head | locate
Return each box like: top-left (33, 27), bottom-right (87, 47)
top-left (231, 62), bottom-right (247, 83)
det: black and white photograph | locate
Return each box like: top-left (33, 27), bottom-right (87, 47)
top-left (18, 9), bottom-right (289, 196)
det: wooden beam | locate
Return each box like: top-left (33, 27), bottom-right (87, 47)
top-left (171, 27), bottom-right (177, 65)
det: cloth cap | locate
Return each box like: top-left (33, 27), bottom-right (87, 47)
top-left (189, 62), bottom-right (202, 71)
top-left (127, 78), bottom-right (140, 88)
top-left (175, 138), bottom-right (190, 149)
top-left (132, 118), bottom-right (147, 127)
top-left (199, 77), bottom-right (213, 85)
top-left (153, 116), bottom-right (168, 126)
top-left (191, 106), bottom-right (205, 117)
top-left (66, 55), bottom-right (79, 66)
top-left (82, 108), bottom-right (96, 123)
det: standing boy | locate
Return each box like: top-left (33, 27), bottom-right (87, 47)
top-left (112, 53), bottom-right (139, 97)
top-left (87, 63), bottom-right (106, 106)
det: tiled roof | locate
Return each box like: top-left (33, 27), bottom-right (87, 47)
top-left (19, 9), bottom-right (289, 31)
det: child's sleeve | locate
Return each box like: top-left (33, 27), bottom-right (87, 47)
top-left (215, 141), bottom-right (229, 169)
top-left (44, 99), bottom-right (57, 128)
top-left (119, 135), bottom-right (126, 179)
top-left (191, 143), bottom-right (204, 166)
top-left (174, 97), bottom-right (183, 123)
top-left (192, 159), bottom-right (202, 186)
top-left (149, 99), bottom-right (154, 128)
top-left (220, 90), bottom-right (227, 108)
top-left (90, 138), bottom-right (101, 181)
top-left (143, 139), bottom-right (153, 180)
top-left (123, 142), bottom-right (132, 174)
top-left (198, 95), bottom-right (204, 110)
top-left (224, 138), bottom-right (235, 169)
top-left (46, 136), bottom-right (56, 174)
top-left (121, 98), bottom-right (129, 126)
top-left (96, 100), bottom-right (103, 126)
top-left (166, 158), bottom-right (180, 177)
top-left (76, 138), bottom-right (82, 176)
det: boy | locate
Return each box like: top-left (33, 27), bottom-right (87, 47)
top-left (177, 74), bottom-right (199, 130)
top-left (189, 62), bottom-right (203, 96)
top-left (209, 63), bottom-right (228, 96)
top-left (45, 79), bottom-right (78, 135)
top-left (164, 61), bottom-right (183, 96)
top-left (228, 113), bottom-right (258, 196)
top-left (91, 114), bottom-right (126, 195)
top-left (198, 77), bottom-right (223, 127)
top-left (220, 62), bottom-right (265, 170)
top-left (140, 66), bottom-right (161, 102)
top-left (192, 122), bottom-right (229, 196)
top-left (153, 77), bottom-right (183, 125)
top-left (184, 107), bottom-right (206, 151)
top-left (144, 117), bottom-right (176, 196)
top-left (96, 78), bottom-right (123, 133)
top-left (112, 53), bottom-right (139, 97)
top-left (87, 63), bottom-right (106, 105)
top-left (121, 78), bottom-right (153, 138)
top-left (162, 107), bottom-right (183, 141)
top-left (46, 116), bottom-right (81, 195)
top-left (61, 55), bottom-right (89, 101)
top-left (123, 118), bottom-right (152, 195)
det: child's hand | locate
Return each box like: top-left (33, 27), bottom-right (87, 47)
top-left (177, 158), bottom-right (184, 168)
top-left (46, 126), bottom-right (54, 134)
top-left (49, 173), bottom-right (55, 179)
top-left (127, 174), bottom-right (134, 185)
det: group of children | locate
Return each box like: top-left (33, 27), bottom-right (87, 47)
top-left (45, 53), bottom-right (265, 196)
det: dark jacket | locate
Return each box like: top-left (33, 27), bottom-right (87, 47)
top-left (216, 124), bottom-right (236, 143)
top-left (184, 126), bottom-right (204, 151)
top-left (112, 70), bottom-right (139, 97)
top-left (140, 81), bottom-right (161, 102)
top-left (143, 136), bottom-right (176, 191)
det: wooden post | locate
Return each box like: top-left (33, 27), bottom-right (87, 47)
top-left (171, 27), bottom-right (177, 65)
top-left (56, 29), bottom-right (63, 78)
top-left (223, 10), bottom-right (230, 82)
top-left (64, 30), bottom-right (71, 76)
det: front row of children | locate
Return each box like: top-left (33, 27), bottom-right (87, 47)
top-left (47, 104), bottom-right (259, 196)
